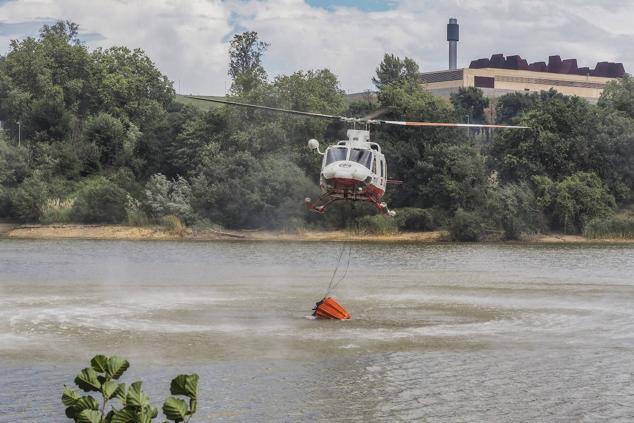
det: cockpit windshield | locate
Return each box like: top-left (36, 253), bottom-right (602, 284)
top-left (349, 148), bottom-right (373, 169)
top-left (326, 147), bottom-right (348, 164)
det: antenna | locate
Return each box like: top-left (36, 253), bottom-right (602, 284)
top-left (447, 18), bottom-right (459, 70)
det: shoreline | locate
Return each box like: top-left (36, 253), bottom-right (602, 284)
top-left (1, 223), bottom-right (634, 244)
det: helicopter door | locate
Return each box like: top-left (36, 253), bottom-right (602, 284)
top-left (379, 157), bottom-right (387, 190)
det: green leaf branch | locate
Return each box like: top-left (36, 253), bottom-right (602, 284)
top-left (62, 355), bottom-right (200, 423)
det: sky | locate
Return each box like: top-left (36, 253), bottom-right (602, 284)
top-left (0, 0), bottom-right (632, 95)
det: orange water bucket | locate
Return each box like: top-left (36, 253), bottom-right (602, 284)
top-left (313, 296), bottom-right (351, 320)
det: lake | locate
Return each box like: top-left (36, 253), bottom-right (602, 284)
top-left (1, 239), bottom-right (633, 421)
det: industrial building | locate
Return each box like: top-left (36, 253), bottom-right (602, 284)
top-left (420, 18), bottom-right (626, 102)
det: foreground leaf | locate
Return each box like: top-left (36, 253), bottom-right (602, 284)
top-left (75, 368), bottom-right (102, 392)
top-left (90, 355), bottom-right (109, 374)
top-left (110, 407), bottom-right (136, 423)
top-left (102, 380), bottom-right (121, 400)
top-left (169, 374), bottom-right (199, 399)
top-left (106, 356), bottom-right (130, 380)
top-left (113, 383), bottom-right (127, 403)
top-left (162, 396), bottom-right (188, 422)
top-left (62, 385), bottom-right (81, 406)
top-left (75, 396), bottom-right (100, 411)
top-left (76, 409), bottom-right (103, 423)
top-left (126, 381), bottom-right (150, 408)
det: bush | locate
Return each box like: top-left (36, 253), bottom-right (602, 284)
top-left (533, 172), bottom-right (616, 234)
top-left (161, 214), bottom-right (186, 236)
top-left (0, 186), bottom-right (9, 218)
top-left (488, 183), bottom-right (545, 240)
top-left (70, 178), bottom-right (128, 223)
top-left (449, 208), bottom-right (484, 241)
top-left (125, 194), bottom-right (149, 226)
top-left (145, 174), bottom-right (194, 224)
top-left (355, 214), bottom-right (398, 235)
top-left (9, 177), bottom-right (48, 222)
top-left (394, 207), bottom-right (435, 231)
top-left (62, 354), bottom-right (199, 422)
top-left (41, 198), bottom-right (74, 224)
top-left (584, 215), bottom-right (634, 239)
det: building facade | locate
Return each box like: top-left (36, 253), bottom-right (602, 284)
top-left (421, 54), bottom-right (625, 103)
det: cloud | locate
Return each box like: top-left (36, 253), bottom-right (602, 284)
top-left (0, 0), bottom-right (632, 95)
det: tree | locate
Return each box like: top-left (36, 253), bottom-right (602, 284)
top-left (192, 153), bottom-right (316, 229)
top-left (70, 177), bottom-right (128, 223)
top-left (83, 112), bottom-right (127, 167)
top-left (91, 46), bottom-right (175, 126)
top-left (228, 31), bottom-right (269, 95)
top-left (40, 20), bottom-right (80, 45)
top-left (144, 173), bottom-right (195, 224)
top-left (8, 176), bottom-right (48, 222)
top-left (372, 53), bottom-right (420, 90)
top-left (598, 74), bottom-right (634, 118)
top-left (450, 87), bottom-right (489, 123)
top-left (488, 94), bottom-right (600, 182)
top-left (494, 90), bottom-right (561, 124)
top-left (486, 182), bottom-right (545, 239)
top-left (533, 172), bottom-right (615, 234)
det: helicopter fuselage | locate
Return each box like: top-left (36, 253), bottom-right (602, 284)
top-left (305, 130), bottom-right (394, 215)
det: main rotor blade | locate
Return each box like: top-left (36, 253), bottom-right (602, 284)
top-left (188, 96), bottom-right (350, 122)
top-left (361, 107), bottom-right (393, 121)
top-left (380, 120), bottom-right (529, 129)
top-left (188, 97), bottom-right (530, 129)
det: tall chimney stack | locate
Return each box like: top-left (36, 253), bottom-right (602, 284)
top-left (447, 18), bottom-right (459, 70)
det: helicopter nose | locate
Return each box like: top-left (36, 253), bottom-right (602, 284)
top-left (322, 162), bottom-right (370, 181)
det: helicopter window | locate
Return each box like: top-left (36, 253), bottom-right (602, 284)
top-left (349, 149), bottom-right (373, 169)
top-left (326, 147), bottom-right (348, 164)
top-left (380, 159), bottom-right (384, 177)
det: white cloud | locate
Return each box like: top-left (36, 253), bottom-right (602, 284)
top-left (0, 0), bottom-right (632, 95)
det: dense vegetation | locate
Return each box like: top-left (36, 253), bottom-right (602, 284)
top-left (1, 21), bottom-right (633, 240)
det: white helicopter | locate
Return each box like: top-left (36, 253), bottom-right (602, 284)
top-left (190, 97), bottom-right (528, 216)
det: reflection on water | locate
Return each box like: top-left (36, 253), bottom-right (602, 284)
top-left (1, 240), bottom-right (633, 421)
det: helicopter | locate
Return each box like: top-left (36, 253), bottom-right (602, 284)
top-left (189, 97), bottom-right (528, 216)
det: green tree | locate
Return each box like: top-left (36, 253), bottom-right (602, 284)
top-left (533, 172), bottom-right (615, 233)
top-left (91, 46), bottom-right (174, 126)
top-left (372, 54), bottom-right (419, 90)
top-left (192, 153), bottom-right (316, 229)
top-left (228, 31), bottom-right (269, 95)
top-left (486, 182), bottom-right (545, 239)
top-left (83, 113), bottom-right (127, 167)
top-left (144, 173), bottom-right (194, 224)
top-left (494, 90), bottom-right (560, 124)
top-left (488, 94), bottom-right (600, 182)
top-left (450, 87), bottom-right (489, 123)
top-left (8, 176), bottom-right (48, 222)
top-left (70, 178), bottom-right (128, 223)
top-left (598, 74), bottom-right (634, 118)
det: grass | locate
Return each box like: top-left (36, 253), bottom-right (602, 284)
top-left (174, 94), bottom-right (226, 111)
top-left (40, 198), bottom-right (74, 224)
top-left (354, 214), bottom-right (398, 235)
top-left (160, 215), bottom-right (187, 236)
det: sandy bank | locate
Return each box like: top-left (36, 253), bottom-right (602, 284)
top-left (2, 224), bottom-right (634, 243)
top-left (1, 224), bottom-right (445, 242)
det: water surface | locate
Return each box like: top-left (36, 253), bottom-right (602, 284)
top-left (1, 240), bottom-right (633, 421)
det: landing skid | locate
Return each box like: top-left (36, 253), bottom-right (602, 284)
top-left (305, 194), bottom-right (395, 216)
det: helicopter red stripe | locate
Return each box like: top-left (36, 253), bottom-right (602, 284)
top-left (383, 121), bottom-right (529, 129)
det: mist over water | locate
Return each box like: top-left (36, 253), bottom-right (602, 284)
top-left (1, 240), bottom-right (633, 421)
